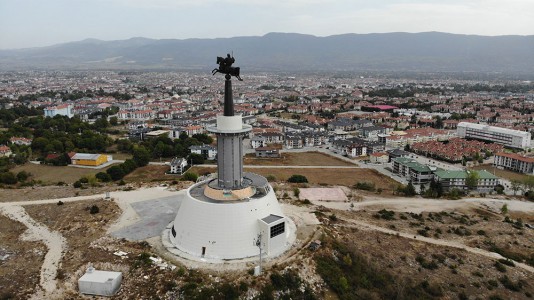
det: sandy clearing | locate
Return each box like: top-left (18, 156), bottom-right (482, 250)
top-left (281, 203), bottom-right (321, 226)
top-left (0, 205), bottom-right (67, 298)
top-left (339, 217), bottom-right (534, 274)
top-left (299, 187), bottom-right (348, 202)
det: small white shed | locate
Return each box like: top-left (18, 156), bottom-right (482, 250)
top-left (78, 266), bottom-right (122, 297)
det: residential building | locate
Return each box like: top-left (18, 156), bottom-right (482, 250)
top-left (392, 157), bottom-right (436, 184)
top-left (285, 135), bottom-right (303, 149)
top-left (348, 143), bottom-right (367, 157)
top-left (433, 170), bottom-right (499, 192)
top-left (387, 149), bottom-right (411, 162)
top-left (493, 152), bottom-right (534, 174)
top-left (128, 120), bottom-right (148, 130)
top-left (255, 147), bottom-right (281, 158)
top-left (44, 104), bottom-right (74, 118)
top-left (359, 126), bottom-right (387, 141)
top-left (0, 145), bottom-right (12, 157)
top-left (189, 144), bottom-right (217, 160)
top-left (370, 152), bottom-right (389, 164)
top-left (457, 122), bottom-right (531, 149)
top-left (169, 157), bottom-right (188, 174)
top-left (250, 136), bottom-right (267, 149)
top-left (9, 137), bottom-right (32, 146)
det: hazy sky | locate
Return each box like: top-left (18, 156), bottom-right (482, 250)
top-left (1, 0), bottom-right (533, 49)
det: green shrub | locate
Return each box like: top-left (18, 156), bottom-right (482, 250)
top-left (415, 255), bottom-right (439, 270)
top-left (89, 205), bottom-right (99, 214)
top-left (287, 174), bottom-right (308, 183)
top-left (354, 181), bottom-right (375, 191)
top-left (498, 259), bottom-right (515, 267)
top-left (499, 275), bottom-right (523, 291)
top-left (95, 172), bottom-right (112, 182)
top-left (377, 209), bottom-right (395, 220)
top-left (266, 175), bottom-right (276, 182)
top-left (181, 172), bottom-right (198, 182)
top-left (494, 261), bottom-right (507, 273)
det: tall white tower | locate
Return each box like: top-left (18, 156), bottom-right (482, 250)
top-left (168, 56), bottom-right (292, 261)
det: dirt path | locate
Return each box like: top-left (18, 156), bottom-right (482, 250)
top-left (339, 217), bottom-right (534, 274)
top-left (0, 205), bottom-right (67, 298)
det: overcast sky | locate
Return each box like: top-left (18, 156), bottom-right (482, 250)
top-left (1, 0), bottom-right (533, 49)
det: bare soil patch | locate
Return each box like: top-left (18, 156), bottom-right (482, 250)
top-left (0, 214), bottom-right (46, 299)
top-left (244, 152), bottom-right (355, 166)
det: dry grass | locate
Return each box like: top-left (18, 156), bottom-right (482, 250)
top-left (11, 163), bottom-right (114, 184)
top-left (123, 165), bottom-right (174, 182)
top-left (191, 166), bottom-right (399, 193)
top-left (110, 152), bottom-right (133, 160)
top-left (244, 152), bottom-right (355, 166)
top-left (470, 164), bottom-right (530, 182)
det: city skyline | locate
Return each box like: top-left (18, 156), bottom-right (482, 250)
top-left (1, 0), bottom-right (533, 49)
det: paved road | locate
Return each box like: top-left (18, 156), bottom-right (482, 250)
top-left (111, 195), bottom-right (181, 241)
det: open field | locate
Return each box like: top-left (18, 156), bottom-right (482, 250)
top-left (11, 163), bottom-right (114, 184)
top-left (244, 151), bottom-right (355, 166)
top-left (471, 164), bottom-right (530, 182)
top-left (191, 166), bottom-right (400, 193)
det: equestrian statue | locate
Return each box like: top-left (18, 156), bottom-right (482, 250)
top-left (212, 53), bottom-right (243, 81)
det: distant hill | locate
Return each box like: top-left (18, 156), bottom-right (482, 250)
top-left (1, 32), bottom-right (533, 74)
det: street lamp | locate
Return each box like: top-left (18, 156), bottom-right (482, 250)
top-left (254, 233), bottom-right (264, 275)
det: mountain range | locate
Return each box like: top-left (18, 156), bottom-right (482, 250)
top-left (1, 32), bottom-right (533, 74)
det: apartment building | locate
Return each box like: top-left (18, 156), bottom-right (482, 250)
top-left (457, 122), bottom-right (531, 149)
top-left (493, 152), bottom-right (534, 174)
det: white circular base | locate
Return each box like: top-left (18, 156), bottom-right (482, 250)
top-left (167, 182), bottom-right (294, 262)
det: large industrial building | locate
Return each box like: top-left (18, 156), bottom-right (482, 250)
top-left (456, 122), bottom-right (531, 149)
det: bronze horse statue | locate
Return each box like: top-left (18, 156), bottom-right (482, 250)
top-left (212, 54), bottom-right (243, 81)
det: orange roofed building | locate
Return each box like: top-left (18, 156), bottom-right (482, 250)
top-left (494, 152), bottom-right (534, 174)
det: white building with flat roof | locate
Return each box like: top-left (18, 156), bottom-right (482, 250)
top-left (44, 104), bottom-right (74, 118)
top-left (457, 122), bottom-right (531, 149)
